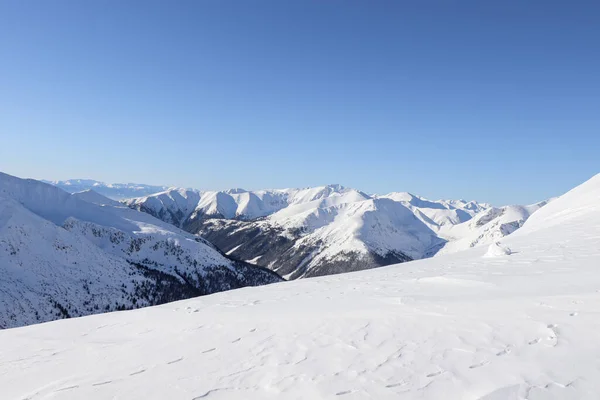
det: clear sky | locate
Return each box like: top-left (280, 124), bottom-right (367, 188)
top-left (1, 1), bottom-right (598, 205)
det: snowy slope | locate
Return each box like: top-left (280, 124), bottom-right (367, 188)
top-left (518, 175), bottom-right (599, 234)
top-left (44, 179), bottom-right (168, 200)
top-left (0, 195), bottom-right (137, 328)
top-left (1, 174), bottom-right (599, 399)
top-left (72, 189), bottom-right (124, 206)
top-left (0, 173), bottom-right (281, 329)
top-left (265, 196), bottom-right (444, 278)
top-left (435, 201), bottom-right (550, 256)
top-left (379, 192), bottom-right (490, 230)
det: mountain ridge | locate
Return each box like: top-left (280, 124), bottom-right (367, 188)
top-left (43, 179), bottom-right (170, 200)
top-left (123, 184), bottom-right (525, 278)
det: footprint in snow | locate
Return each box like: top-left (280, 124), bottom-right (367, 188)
top-left (92, 381), bottom-right (112, 386)
top-left (202, 348), bottom-right (216, 354)
top-left (167, 357), bottom-right (184, 364)
top-left (469, 360), bottom-right (490, 369)
top-left (496, 346), bottom-right (512, 356)
top-left (426, 371), bottom-right (444, 378)
top-left (129, 369), bottom-right (146, 376)
top-left (55, 385), bottom-right (79, 392)
top-left (386, 382), bottom-right (407, 388)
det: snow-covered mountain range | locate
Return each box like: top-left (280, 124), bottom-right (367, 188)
top-left (125, 185), bottom-right (544, 279)
top-left (2, 174), bottom-right (598, 399)
top-left (43, 179), bottom-right (168, 200)
top-left (36, 177), bottom-right (554, 280)
top-left (0, 172), bottom-right (281, 329)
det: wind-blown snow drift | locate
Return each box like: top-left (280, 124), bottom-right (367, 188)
top-left (1, 173), bottom-right (598, 399)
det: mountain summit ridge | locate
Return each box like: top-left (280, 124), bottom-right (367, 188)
top-left (46, 178), bottom-right (552, 279)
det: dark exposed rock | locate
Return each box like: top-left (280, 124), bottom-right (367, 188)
top-left (183, 217), bottom-right (414, 279)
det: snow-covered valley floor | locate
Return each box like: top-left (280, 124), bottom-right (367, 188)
top-left (1, 175), bottom-right (599, 400)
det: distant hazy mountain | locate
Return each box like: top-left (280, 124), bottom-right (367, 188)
top-left (43, 179), bottom-right (168, 200)
top-left (0, 173), bottom-right (281, 329)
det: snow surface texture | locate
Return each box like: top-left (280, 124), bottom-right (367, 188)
top-left (1, 173), bottom-right (599, 399)
top-left (126, 185), bottom-right (543, 278)
top-left (44, 179), bottom-right (168, 200)
top-left (0, 173), bottom-right (281, 329)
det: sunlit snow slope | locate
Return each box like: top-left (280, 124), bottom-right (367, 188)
top-left (1, 173), bottom-right (598, 399)
top-left (434, 201), bottom-right (550, 256)
top-left (0, 172), bottom-right (281, 329)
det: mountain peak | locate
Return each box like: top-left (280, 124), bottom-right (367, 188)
top-left (324, 183), bottom-right (346, 190)
top-left (225, 188), bottom-right (248, 195)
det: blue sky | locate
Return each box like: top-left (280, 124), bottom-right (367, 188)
top-left (1, 1), bottom-right (598, 205)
